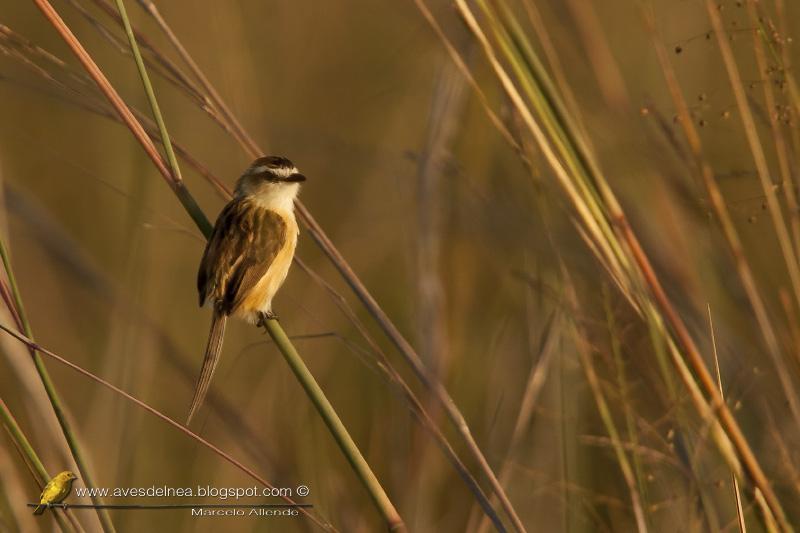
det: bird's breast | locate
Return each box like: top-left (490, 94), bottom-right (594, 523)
top-left (234, 213), bottom-right (298, 321)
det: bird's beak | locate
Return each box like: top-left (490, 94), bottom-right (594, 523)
top-left (285, 173), bottom-right (306, 182)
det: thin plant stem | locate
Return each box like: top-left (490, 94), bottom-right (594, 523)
top-left (746, 3), bottom-right (800, 260)
top-left (409, 0), bottom-right (525, 160)
top-left (31, 0), bottom-right (211, 239)
top-left (111, 0), bottom-right (183, 186)
top-left (558, 268), bottom-right (647, 532)
top-left (449, 0), bottom-right (792, 527)
top-left (0, 237), bottom-right (115, 533)
top-left (707, 305), bottom-right (746, 533)
top-left (640, 9), bottom-right (799, 528)
top-left (0, 324), bottom-right (334, 531)
top-left (474, 311), bottom-right (559, 533)
top-left (0, 397), bottom-right (77, 533)
top-left (642, 309), bottom-right (722, 531)
top-left (66, 0), bottom-right (208, 110)
top-left (519, 0), bottom-right (587, 140)
top-left (639, 0), bottom-right (800, 431)
top-left (604, 287), bottom-right (650, 531)
top-left (263, 321), bottom-right (404, 532)
top-left (133, 0), bottom-right (259, 156)
top-left (703, 0), bottom-right (800, 316)
top-left (294, 260), bottom-right (506, 532)
top-left (572, 325), bottom-right (648, 533)
top-left (0, 398), bottom-right (48, 485)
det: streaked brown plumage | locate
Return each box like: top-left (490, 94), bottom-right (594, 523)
top-left (187, 156), bottom-right (304, 424)
top-left (197, 201), bottom-right (288, 315)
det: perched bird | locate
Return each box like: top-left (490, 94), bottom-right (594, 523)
top-left (187, 156), bottom-right (306, 424)
top-left (33, 471), bottom-right (78, 515)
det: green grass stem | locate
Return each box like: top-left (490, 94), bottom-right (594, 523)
top-left (0, 237), bottom-right (115, 533)
top-left (0, 397), bottom-right (76, 533)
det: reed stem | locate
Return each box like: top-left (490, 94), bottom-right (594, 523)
top-left (0, 237), bottom-right (115, 533)
top-left (0, 397), bottom-right (76, 533)
top-left (264, 320), bottom-right (405, 531)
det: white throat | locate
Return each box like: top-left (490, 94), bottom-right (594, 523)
top-left (248, 182), bottom-right (300, 213)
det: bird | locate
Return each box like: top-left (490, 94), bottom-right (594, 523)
top-left (186, 156), bottom-right (306, 424)
top-left (33, 471), bottom-right (78, 515)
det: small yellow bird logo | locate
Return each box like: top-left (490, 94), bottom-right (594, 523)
top-left (33, 471), bottom-right (78, 515)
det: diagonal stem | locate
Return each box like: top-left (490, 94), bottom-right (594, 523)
top-left (263, 321), bottom-right (404, 531)
top-left (0, 324), bottom-right (333, 531)
top-left (447, 0), bottom-right (791, 528)
top-left (0, 237), bottom-right (115, 533)
top-left (0, 397), bottom-right (78, 533)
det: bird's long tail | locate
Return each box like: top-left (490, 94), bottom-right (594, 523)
top-left (186, 307), bottom-right (227, 425)
top-left (33, 504), bottom-right (46, 515)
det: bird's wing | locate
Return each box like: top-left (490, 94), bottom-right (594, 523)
top-left (54, 479), bottom-right (74, 503)
top-left (39, 479), bottom-right (55, 501)
top-left (197, 199), bottom-right (287, 315)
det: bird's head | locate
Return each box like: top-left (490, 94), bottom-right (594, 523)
top-left (234, 156), bottom-right (306, 206)
top-left (244, 156), bottom-right (305, 183)
top-left (56, 471), bottom-right (78, 483)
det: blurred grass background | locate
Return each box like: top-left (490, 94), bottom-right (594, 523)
top-left (1, 0), bottom-right (799, 531)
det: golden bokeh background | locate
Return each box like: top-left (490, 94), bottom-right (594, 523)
top-left (1, 0), bottom-right (799, 531)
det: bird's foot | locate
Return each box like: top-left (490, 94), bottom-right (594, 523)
top-left (257, 311), bottom-right (279, 328)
